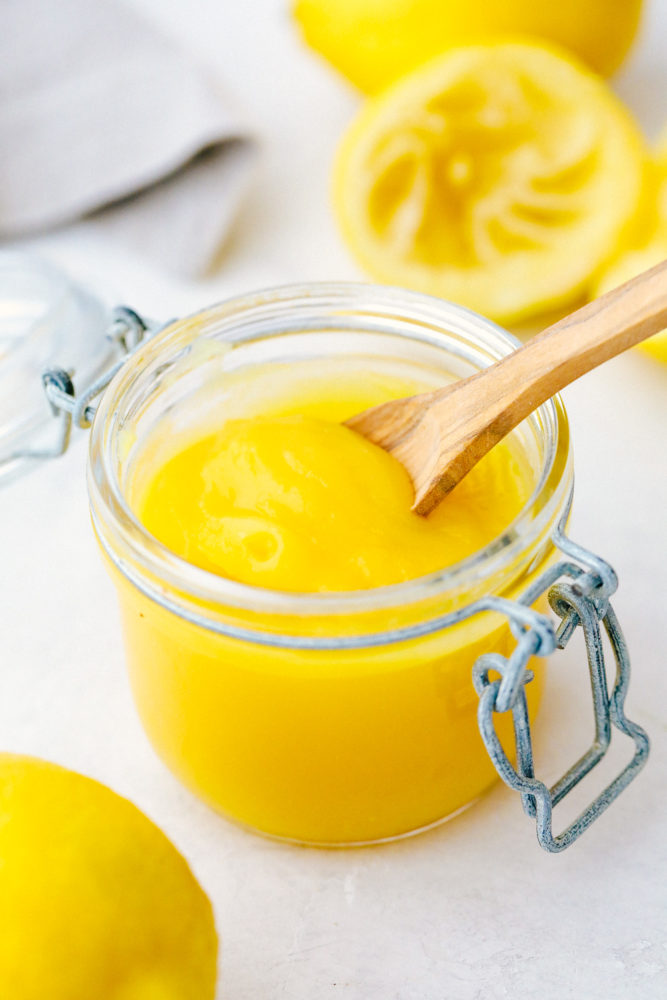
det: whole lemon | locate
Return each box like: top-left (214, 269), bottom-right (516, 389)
top-left (294, 0), bottom-right (643, 91)
top-left (0, 754), bottom-right (218, 1000)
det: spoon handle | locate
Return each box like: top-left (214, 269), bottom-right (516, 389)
top-left (480, 256), bottom-right (667, 413)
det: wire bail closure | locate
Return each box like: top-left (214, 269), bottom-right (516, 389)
top-left (17, 307), bottom-right (156, 462)
top-left (472, 522), bottom-right (649, 852)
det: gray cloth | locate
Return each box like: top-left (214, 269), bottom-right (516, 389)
top-left (0, 0), bottom-right (256, 276)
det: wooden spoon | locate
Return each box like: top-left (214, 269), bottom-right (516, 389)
top-left (346, 259), bottom-right (667, 516)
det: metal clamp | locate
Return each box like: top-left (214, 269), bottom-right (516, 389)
top-left (473, 521), bottom-right (649, 852)
top-left (22, 306), bottom-right (156, 461)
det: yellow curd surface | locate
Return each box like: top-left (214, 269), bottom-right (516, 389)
top-left (139, 414), bottom-right (529, 594)
top-left (117, 361), bottom-right (544, 843)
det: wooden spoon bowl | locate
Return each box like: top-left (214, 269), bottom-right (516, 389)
top-left (346, 259), bottom-right (667, 515)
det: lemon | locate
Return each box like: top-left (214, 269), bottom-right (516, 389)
top-left (333, 42), bottom-right (647, 324)
top-left (594, 246), bottom-right (667, 362)
top-left (294, 0), bottom-right (642, 92)
top-left (0, 755), bottom-right (218, 1000)
top-left (593, 127), bottom-right (667, 362)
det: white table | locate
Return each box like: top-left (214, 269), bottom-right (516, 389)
top-left (2, 2), bottom-right (666, 997)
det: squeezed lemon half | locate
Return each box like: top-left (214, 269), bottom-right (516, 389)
top-left (333, 42), bottom-right (647, 324)
top-left (593, 126), bottom-right (667, 362)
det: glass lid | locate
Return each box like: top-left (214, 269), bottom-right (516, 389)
top-left (0, 252), bottom-right (113, 484)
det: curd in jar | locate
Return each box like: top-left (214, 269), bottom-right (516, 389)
top-left (89, 285), bottom-right (572, 844)
top-left (135, 373), bottom-right (531, 593)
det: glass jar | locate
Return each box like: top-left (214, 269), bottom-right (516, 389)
top-left (9, 269), bottom-right (646, 851)
top-left (82, 283), bottom-right (647, 850)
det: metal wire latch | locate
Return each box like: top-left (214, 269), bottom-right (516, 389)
top-left (473, 523), bottom-right (649, 852)
top-left (20, 306), bottom-right (155, 462)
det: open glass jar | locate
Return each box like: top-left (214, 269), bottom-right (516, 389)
top-left (79, 283), bottom-right (648, 850)
top-left (4, 259), bottom-right (646, 852)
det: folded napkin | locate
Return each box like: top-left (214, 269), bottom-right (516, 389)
top-left (0, 0), bottom-right (256, 276)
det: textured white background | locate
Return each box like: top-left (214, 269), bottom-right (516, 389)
top-left (1, 2), bottom-right (666, 997)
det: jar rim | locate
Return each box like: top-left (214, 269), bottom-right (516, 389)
top-left (88, 282), bottom-right (573, 625)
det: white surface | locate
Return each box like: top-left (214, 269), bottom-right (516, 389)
top-left (1, 2), bottom-right (666, 998)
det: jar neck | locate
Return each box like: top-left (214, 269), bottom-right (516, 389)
top-left (88, 283), bottom-right (573, 638)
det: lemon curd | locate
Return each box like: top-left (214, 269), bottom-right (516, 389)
top-left (138, 411), bottom-right (530, 595)
top-left (90, 286), bottom-right (572, 845)
top-left (118, 357), bottom-right (544, 844)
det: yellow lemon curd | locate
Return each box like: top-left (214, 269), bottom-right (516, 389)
top-left (140, 416), bottom-right (528, 592)
top-left (121, 362), bottom-right (544, 844)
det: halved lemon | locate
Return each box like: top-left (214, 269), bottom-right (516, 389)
top-left (333, 42), bottom-right (647, 324)
top-left (593, 126), bottom-right (667, 362)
